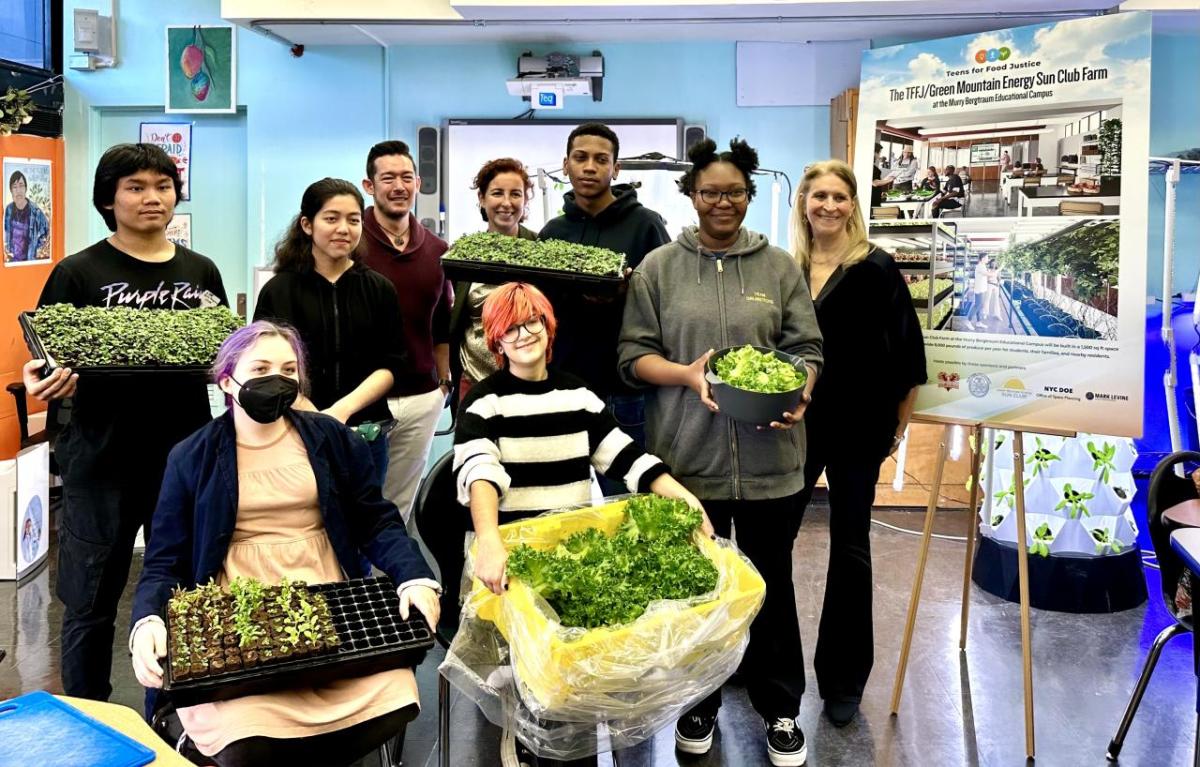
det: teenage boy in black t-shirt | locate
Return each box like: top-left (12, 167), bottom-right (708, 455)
top-left (21, 144), bottom-right (228, 701)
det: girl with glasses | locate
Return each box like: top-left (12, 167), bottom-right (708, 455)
top-left (453, 281), bottom-right (710, 767)
top-left (619, 137), bottom-right (823, 767)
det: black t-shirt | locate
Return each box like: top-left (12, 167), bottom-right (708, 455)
top-left (38, 239), bottom-right (228, 484)
top-left (944, 174), bottom-right (965, 198)
top-left (871, 165), bottom-right (883, 209)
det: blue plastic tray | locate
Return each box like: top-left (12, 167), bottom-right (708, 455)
top-left (0, 691), bottom-right (156, 767)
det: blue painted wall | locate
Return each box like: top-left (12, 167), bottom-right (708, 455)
top-left (385, 41), bottom-right (829, 239)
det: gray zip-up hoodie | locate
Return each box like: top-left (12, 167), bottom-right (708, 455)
top-left (618, 226), bottom-right (824, 501)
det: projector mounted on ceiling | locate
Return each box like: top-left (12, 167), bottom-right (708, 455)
top-left (506, 50), bottom-right (604, 106)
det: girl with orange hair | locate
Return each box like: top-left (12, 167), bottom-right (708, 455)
top-left (453, 282), bottom-right (711, 596)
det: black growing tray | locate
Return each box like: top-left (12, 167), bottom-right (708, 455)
top-left (163, 577), bottom-right (435, 706)
top-left (18, 311), bottom-right (211, 377)
top-left (441, 257), bottom-right (626, 294)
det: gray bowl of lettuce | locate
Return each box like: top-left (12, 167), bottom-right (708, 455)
top-left (705, 345), bottom-right (807, 425)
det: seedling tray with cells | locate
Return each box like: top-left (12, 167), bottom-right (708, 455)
top-left (163, 576), bottom-right (434, 706)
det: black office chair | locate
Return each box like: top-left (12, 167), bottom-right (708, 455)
top-left (1106, 450), bottom-right (1200, 760)
top-left (412, 449), bottom-right (465, 767)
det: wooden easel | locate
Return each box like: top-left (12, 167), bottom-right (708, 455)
top-left (889, 416), bottom-right (1076, 760)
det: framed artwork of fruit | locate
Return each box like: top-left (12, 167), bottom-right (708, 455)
top-left (165, 25), bottom-right (236, 114)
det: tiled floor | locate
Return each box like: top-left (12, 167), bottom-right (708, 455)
top-left (1, 499), bottom-right (1193, 766)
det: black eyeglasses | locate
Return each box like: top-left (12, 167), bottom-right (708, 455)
top-left (501, 316), bottom-right (546, 343)
top-left (695, 188), bottom-right (749, 205)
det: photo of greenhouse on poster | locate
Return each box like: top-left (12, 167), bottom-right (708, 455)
top-left (855, 12), bottom-right (1151, 437)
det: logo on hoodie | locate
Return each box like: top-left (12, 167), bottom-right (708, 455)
top-left (745, 291), bottom-right (776, 307)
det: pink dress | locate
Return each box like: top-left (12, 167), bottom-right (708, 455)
top-left (177, 427), bottom-right (418, 756)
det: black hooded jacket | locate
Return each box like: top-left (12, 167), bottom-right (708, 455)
top-left (538, 184), bottom-right (670, 397)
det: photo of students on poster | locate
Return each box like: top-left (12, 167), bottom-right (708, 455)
top-left (3, 157), bottom-right (52, 266)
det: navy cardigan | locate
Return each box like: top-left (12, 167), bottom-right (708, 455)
top-left (131, 410), bottom-right (436, 626)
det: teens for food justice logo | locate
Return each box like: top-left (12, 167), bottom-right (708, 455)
top-left (975, 47), bottom-right (1012, 64)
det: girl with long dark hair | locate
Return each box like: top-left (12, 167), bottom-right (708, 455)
top-left (254, 178), bottom-right (407, 482)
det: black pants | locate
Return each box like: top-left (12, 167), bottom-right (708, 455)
top-left (58, 480), bottom-right (161, 700)
top-left (186, 703), bottom-right (418, 766)
top-left (795, 426), bottom-right (885, 705)
top-left (688, 493), bottom-right (805, 721)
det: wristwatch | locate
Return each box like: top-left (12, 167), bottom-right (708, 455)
top-left (438, 378), bottom-right (452, 390)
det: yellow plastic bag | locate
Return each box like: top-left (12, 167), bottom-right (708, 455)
top-left (439, 499), bottom-right (766, 760)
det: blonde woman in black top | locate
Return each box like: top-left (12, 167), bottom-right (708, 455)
top-left (790, 160), bottom-right (927, 728)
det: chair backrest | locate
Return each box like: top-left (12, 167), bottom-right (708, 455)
top-left (412, 450), bottom-right (471, 597)
top-left (1147, 451), bottom-right (1200, 611)
top-left (1023, 176), bottom-right (1041, 186)
top-left (872, 206), bottom-right (902, 220)
top-left (1058, 200), bottom-right (1104, 216)
top-left (1057, 174), bottom-right (1075, 185)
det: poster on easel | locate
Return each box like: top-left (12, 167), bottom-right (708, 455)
top-left (855, 12), bottom-right (1151, 437)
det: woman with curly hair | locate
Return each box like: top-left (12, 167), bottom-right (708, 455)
top-left (618, 138), bottom-right (823, 767)
top-left (448, 158), bottom-right (538, 403)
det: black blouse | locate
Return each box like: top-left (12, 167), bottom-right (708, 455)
top-left (806, 246), bottom-right (927, 456)
top-left (254, 262), bottom-right (408, 426)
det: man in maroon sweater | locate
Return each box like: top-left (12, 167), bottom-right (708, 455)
top-left (358, 140), bottom-right (453, 523)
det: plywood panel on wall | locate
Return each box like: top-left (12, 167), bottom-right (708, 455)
top-left (0, 134), bottom-right (65, 460)
top-left (829, 88), bottom-right (858, 165)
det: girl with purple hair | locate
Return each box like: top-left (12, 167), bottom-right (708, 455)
top-left (130, 320), bottom-right (439, 766)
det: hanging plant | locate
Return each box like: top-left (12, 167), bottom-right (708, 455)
top-left (1099, 118), bottom-right (1122, 176)
top-left (0, 87), bottom-right (35, 136)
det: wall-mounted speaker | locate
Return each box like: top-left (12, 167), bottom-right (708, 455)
top-left (416, 125), bottom-right (440, 236)
top-left (684, 124), bottom-right (708, 152)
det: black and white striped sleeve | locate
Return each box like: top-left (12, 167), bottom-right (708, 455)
top-left (586, 396), bottom-right (669, 494)
top-left (453, 393), bottom-right (511, 507)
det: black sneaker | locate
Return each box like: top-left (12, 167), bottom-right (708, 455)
top-left (765, 716), bottom-right (807, 766)
top-left (675, 712), bottom-right (717, 755)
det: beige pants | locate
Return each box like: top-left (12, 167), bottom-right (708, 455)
top-left (384, 388), bottom-right (445, 523)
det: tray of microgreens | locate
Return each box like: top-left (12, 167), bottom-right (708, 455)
top-left (19, 304), bottom-right (242, 377)
top-left (162, 576), bottom-right (434, 705)
top-left (443, 232), bottom-right (628, 292)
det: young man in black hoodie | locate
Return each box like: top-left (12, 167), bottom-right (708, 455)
top-left (539, 123), bottom-right (670, 463)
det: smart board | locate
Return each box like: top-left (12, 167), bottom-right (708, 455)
top-left (443, 119), bottom-right (685, 245)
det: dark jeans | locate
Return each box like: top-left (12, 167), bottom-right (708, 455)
top-left (687, 492), bottom-right (805, 721)
top-left (795, 424), bottom-right (885, 705)
top-left (58, 480), bottom-right (161, 700)
top-left (596, 393), bottom-right (646, 498)
top-left (192, 703), bottom-right (418, 766)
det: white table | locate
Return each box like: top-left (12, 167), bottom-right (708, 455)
top-left (1017, 189), bottom-right (1120, 217)
top-left (1002, 175), bottom-right (1060, 208)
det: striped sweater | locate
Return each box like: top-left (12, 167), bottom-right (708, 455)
top-left (453, 369), bottom-right (669, 516)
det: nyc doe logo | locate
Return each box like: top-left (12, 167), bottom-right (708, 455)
top-left (975, 47), bottom-right (1012, 64)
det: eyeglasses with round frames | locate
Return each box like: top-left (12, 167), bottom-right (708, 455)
top-left (500, 316), bottom-right (546, 343)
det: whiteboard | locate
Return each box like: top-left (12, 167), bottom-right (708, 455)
top-left (443, 119), bottom-right (685, 245)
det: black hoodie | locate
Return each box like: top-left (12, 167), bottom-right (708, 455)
top-left (538, 184), bottom-right (670, 396)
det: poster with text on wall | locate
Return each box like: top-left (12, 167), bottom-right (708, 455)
top-left (140, 122), bottom-right (192, 200)
top-left (2, 157), bottom-right (52, 267)
top-left (165, 25), bottom-right (236, 114)
top-left (167, 213), bottom-right (192, 249)
top-left (855, 12), bottom-right (1150, 437)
